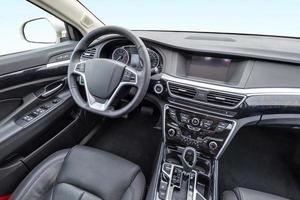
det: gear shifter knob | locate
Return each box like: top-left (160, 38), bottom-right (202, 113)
top-left (181, 147), bottom-right (197, 173)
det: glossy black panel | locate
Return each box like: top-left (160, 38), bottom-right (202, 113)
top-left (240, 95), bottom-right (300, 117)
top-left (0, 65), bottom-right (68, 91)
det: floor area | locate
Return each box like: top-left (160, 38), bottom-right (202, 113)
top-left (86, 105), bottom-right (162, 185)
top-left (219, 126), bottom-right (300, 199)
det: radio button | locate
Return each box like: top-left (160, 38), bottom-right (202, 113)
top-left (180, 113), bottom-right (190, 123)
top-left (187, 125), bottom-right (201, 132)
top-left (167, 128), bottom-right (176, 137)
top-left (208, 141), bottom-right (218, 150)
top-left (191, 117), bottom-right (200, 126)
top-left (202, 119), bottom-right (213, 129)
top-left (215, 122), bottom-right (229, 132)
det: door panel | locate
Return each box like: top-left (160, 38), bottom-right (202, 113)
top-left (0, 41), bottom-right (97, 195)
top-left (0, 41), bottom-right (77, 76)
top-left (0, 99), bottom-right (22, 121)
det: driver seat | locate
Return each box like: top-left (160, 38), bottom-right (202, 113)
top-left (10, 146), bottom-right (145, 200)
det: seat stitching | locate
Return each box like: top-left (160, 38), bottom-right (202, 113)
top-left (51, 148), bottom-right (73, 200)
top-left (78, 191), bottom-right (85, 200)
top-left (14, 155), bottom-right (65, 199)
top-left (57, 182), bottom-right (104, 200)
top-left (49, 186), bottom-right (54, 200)
top-left (233, 188), bottom-right (243, 200)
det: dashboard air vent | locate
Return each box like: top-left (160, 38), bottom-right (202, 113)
top-left (81, 47), bottom-right (96, 59)
top-left (207, 91), bottom-right (244, 107)
top-left (169, 83), bottom-right (196, 99)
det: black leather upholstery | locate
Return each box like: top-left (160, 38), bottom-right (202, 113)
top-left (10, 146), bottom-right (146, 200)
top-left (223, 187), bottom-right (289, 200)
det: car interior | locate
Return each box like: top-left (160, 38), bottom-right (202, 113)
top-left (1, 0), bottom-right (300, 200)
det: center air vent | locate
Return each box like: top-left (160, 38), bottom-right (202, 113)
top-left (168, 81), bottom-right (245, 109)
top-left (207, 91), bottom-right (244, 107)
top-left (168, 83), bottom-right (196, 99)
top-left (81, 47), bottom-right (96, 60)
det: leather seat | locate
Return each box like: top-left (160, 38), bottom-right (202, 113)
top-left (223, 187), bottom-right (289, 200)
top-left (10, 146), bottom-right (145, 200)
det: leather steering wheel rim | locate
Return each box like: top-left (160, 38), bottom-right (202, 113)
top-left (68, 26), bottom-right (151, 118)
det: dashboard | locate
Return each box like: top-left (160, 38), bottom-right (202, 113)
top-left (74, 31), bottom-right (300, 159)
top-left (81, 33), bottom-right (300, 124)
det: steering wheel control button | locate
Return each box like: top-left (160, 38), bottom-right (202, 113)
top-left (191, 117), bottom-right (200, 126)
top-left (168, 128), bottom-right (176, 137)
top-left (122, 70), bottom-right (136, 82)
top-left (154, 83), bottom-right (164, 94)
top-left (208, 141), bottom-right (218, 150)
top-left (75, 63), bottom-right (85, 72)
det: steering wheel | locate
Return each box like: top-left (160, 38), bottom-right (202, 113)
top-left (68, 26), bottom-right (151, 118)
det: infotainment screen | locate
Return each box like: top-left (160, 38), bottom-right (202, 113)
top-left (186, 56), bottom-right (232, 82)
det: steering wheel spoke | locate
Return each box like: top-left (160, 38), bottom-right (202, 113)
top-left (73, 61), bottom-right (87, 76)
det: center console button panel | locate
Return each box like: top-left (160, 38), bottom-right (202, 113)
top-left (164, 105), bottom-right (236, 157)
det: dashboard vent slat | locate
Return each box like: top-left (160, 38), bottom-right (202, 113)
top-left (207, 91), bottom-right (244, 107)
top-left (169, 83), bottom-right (196, 99)
top-left (81, 47), bottom-right (96, 59)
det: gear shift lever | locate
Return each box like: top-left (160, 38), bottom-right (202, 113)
top-left (181, 147), bottom-right (197, 174)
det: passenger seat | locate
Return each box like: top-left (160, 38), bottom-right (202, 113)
top-left (223, 187), bottom-right (289, 200)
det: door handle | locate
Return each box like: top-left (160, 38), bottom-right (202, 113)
top-left (41, 83), bottom-right (64, 98)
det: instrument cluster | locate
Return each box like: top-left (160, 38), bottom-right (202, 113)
top-left (112, 45), bottom-right (162, 73)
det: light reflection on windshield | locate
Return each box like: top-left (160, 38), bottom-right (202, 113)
top-left (80, 0), bottom-right (300, 38)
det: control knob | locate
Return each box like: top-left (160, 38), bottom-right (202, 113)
top-left (208, 141), bottom-right (218, 151)
top-left (167, 128), bottom-right (176, 137)
top-left (154, 83), bottom-right (164, 94)
top-left (191, 117), bottom-right (200, 126)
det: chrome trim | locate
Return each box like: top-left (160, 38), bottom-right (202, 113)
top-left (46, 60), bottom-right (70, 68)
top-left (162, 73), bottom-right (300, 96)
top-left (41, 83), bottom-right (63, 97)
top-left (167, 81), bottom-right (246, 110)
top-left (168, 100), bottom-right (235, 117)
top-left (163, 104), bottom-right (237, 159)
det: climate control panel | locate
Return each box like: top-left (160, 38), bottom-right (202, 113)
top-left (164, 105), bottom-right (235, 156)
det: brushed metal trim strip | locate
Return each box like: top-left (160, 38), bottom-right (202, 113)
top-left (162, 73), bottom-right (300, 96)
top-left (46, 60), bottom-right (70, 68)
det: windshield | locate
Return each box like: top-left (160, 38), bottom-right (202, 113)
top-left (80, 0), bottom-right (300, 38)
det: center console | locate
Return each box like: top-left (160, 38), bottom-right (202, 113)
top-left (154, 104), bottom-right (237, 200)
top-left (164, 105), bottom-right (236, 158)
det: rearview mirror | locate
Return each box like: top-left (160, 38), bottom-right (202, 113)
top-left (20, 17), bottom-right (66, 44)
